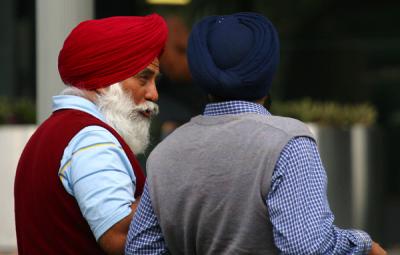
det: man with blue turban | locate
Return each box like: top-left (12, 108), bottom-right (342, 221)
top-left (125, 12), bottom-right (386, 255)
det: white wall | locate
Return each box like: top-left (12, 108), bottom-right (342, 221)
top-left (0, 126), bottom-right (36, 250)
top-left (36, 0), bottom-right (94, 123)
top-left (0, 0), bottom-right (94, 250)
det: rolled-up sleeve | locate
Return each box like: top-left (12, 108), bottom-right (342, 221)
top-left (59, 126), bottom-right (136, 240)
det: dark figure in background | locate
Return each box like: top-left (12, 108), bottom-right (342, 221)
top-left (126, 12), bottom-right (386, 255)
top-left (157, 16), bottom-right (206, 139)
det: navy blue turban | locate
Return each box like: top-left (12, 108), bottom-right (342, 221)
top-left (187, 12), bottom-right (280, 100)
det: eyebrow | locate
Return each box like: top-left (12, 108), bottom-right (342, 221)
top-left (137, 68), bottom-right (155, 76)
top-left (135, 68), bottom-right (162, 79)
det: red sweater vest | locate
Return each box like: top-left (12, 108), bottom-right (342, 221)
top-left (14, 109), bottom-right (145, 254)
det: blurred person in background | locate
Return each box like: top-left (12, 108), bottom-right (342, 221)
top-left (14, 14), bottom-right (167, 255)
top-left (125, 12), bottom-right (386, 255)
top-left (156, 15), bottom-right (206, 139)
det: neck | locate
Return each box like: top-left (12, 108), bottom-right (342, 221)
top-left (83, 89), bottom-right (101, 103)
top-left (60, 86), bottom-right (101, 103)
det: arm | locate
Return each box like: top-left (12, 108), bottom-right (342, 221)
top-left (59, 127), bottom-right (139, 254)
top-left (99, 200), bottom-right (140, 255)
top-left (125, 183), bottom-right (169, 255)
top-left (267, 137), bottom-right (379, 254)
top-left (369, 242), bottom-right (387, 255)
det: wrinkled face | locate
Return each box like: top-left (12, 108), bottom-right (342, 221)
top-left (93, 58), bottom-right (161, 154)
top-left (120, 58), bottom-right (160, 109)
top-left (93, 59), bottom-right (160, 154)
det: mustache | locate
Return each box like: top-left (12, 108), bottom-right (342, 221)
top-left (130, 101), bottom-right (159, 118)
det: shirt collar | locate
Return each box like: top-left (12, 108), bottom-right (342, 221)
top-left (52, 95), bottom-right (107, 122)
top-left (203, 100), bottom-right (270, 116)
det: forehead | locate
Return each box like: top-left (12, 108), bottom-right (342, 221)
top-left (147, 57), bottom-right (160, 72)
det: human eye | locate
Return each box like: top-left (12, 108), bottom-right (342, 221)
top-left (135, 69), bottom-right (157, 85)
top-left (140, 74), bottom-right (151, 81)
top-left (134, 74), bottom-right (150, 86)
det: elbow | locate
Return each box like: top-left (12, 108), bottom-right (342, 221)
top-left (99, 232), bottom-right (127, 255)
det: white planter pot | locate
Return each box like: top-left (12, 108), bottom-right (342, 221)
top-left (0, 125), bottom-right (36, 251)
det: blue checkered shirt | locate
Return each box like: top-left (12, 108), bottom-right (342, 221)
top-left (126, 101), bottom-right (372, 255)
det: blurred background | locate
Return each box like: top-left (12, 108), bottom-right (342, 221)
top-left (1, 0), bottom-right (399, 254)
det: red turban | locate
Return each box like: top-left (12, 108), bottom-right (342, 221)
top-left (58, 14), bottom-right (168, 90)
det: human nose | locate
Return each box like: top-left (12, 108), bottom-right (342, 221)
top-left (145, 80), bottom-right (159, 102)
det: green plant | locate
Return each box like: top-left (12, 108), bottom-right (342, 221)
top-left (271, 98), bottom-right (377, 127)
top-left (0, 97), bottom-right (36, 124)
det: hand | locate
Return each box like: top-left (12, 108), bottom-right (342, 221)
top-left (368, 241), bottom-right (387, 255)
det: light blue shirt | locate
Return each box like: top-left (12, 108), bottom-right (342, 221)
top-left (55, 95), bottom-right (137, 240)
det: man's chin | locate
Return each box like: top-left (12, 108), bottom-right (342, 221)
top-left (121, 117), bottom-right (152, 154)
top-left (126, 134), bottom-right (150, 155)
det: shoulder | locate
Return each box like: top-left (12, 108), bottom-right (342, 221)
top-left (61, 125), bottom-right (133, 180)
top-left (230, 114), bottom-right (314, 139)
top-left (69, 125), bottom-right (122, 152)
top-left (59, 125), bottom-right (132, 195)
top-left (250, 114), bottom-right (312, 136)
top-left (61, 125), bottom-right (124, 167)
top-left (265, 115), bottom-right (312, 136)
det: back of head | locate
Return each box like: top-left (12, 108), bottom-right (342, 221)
top-left (58, 14), bottom-right (168, 90)
top-left (187, 12), bottom-right (279, 100)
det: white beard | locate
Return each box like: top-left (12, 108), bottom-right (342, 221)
top-left (96, 83), bottom-right (159, 155)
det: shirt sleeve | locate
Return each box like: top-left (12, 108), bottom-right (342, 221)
top-left (58, 126), bottom-right (137, 240)
top-left (125, 183), bottom-right (169, 255)
top-left (267, 136), bottom-right (372, 255)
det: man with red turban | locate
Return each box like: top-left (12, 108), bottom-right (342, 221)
top-left (14, 14), bottom-right (167, 254)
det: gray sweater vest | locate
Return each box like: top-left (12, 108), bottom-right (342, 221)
top-left (147, 113), bottom-right (314, 255)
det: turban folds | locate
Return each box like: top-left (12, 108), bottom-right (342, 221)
top-left (187, 12), bottom-right (279, 100)
top-left (58, 14), bottom-right (168, 90)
